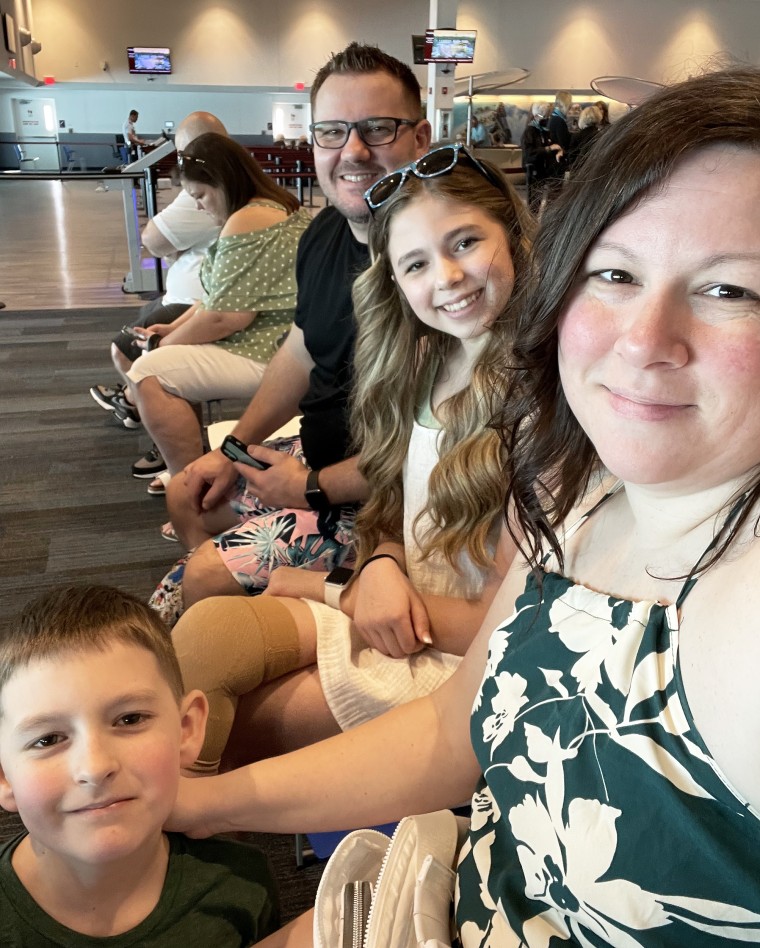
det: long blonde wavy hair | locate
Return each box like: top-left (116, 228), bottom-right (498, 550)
top-left (351, 162), bottom-right (533, 571)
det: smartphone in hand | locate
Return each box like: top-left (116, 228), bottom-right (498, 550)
top-left (220, 434), bottom-right (272, 471)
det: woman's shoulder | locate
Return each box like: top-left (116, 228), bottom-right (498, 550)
top-left (220, 202), bottom-right (289, 238)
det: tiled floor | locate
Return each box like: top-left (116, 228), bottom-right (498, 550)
top-left (0, 177), bottom-right (322, 311)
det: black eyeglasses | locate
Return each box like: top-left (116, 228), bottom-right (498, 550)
top-left (177, 152), bottom-right (206, 170)
top-left (364, 143), bottom-right (506, 212)
top-left (309, 117), bottom-right (418, 150)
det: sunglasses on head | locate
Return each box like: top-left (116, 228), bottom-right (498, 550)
top-left (364, 143), bottom-right (506, 213)
top-left (177, 152), bottom-right (206, 171)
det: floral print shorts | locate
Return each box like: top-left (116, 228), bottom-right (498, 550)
top-left (149, 436), bottom-right (357, 627)
top-left (214, 436), bottom-right (357, 594)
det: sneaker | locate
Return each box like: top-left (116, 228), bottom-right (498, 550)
top-left (89, 383), bottom-right (125, 412)
top-left (132, 445), bottom-right (167, 479)
top-left (111, 393), bottom-right (141, 430)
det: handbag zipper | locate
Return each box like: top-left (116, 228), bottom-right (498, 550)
top-left (312, 828), bottom-right (391, 948)
top-left (353, 881), bottom-right (370, 947)
top-left (362, 817), bottom-right (407, 944)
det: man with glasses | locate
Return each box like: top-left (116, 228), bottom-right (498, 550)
top-left (159, 43), bottom-right (431, 618)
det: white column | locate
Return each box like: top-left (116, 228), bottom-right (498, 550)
top-left (425, 0), bottom-right (458, 142)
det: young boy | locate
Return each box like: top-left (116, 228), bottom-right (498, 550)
top-left (0, 585), bottom-right (279, 946)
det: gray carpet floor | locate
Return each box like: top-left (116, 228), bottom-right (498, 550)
top-left (0, 306), bottom-right (324, 923)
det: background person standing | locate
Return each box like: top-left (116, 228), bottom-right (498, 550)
top-left (122, 108), bottom-right (145, 160)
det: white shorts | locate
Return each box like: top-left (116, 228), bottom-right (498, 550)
top-left (309, 600), bottom-right (461, 732)
top-left (127, 344), bottom-right (266, 403)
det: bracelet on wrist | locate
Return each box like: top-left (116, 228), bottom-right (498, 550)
top-left (357, 553), bottom-right (401, 576)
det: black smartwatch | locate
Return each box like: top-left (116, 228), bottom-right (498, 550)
top-left (304, 468), bottom-right (331, 513)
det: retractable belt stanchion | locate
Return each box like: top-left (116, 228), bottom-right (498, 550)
top-left (119, 137), bottom-right (176, 294)
top-left (0, 169), bottom-right (157, 293)
top-left (0, 137), bottom-right (175, 297)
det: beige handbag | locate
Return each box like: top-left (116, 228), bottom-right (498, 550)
top-left (313, 810), bottom-right (469, 948)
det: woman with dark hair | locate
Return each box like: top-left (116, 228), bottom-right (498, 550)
top-left (171, 69), bottom-right (760, 946)
top-left (111, 133), bottom-right (311, 512)
top-left (180, 133), bottom-right (301, 218)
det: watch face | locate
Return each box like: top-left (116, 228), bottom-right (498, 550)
top-left (326, 566), bottom-right (354, 586)
top-left (306, 490), bottom-right (331, 513)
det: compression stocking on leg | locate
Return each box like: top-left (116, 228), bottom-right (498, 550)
top-left (172, 596), bottom-right (301, 774)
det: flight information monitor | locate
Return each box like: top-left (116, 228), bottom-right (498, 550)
top-left (423, 30), bottom-right (477, 63)
top-left (128, 47), bottom-right (172, 75)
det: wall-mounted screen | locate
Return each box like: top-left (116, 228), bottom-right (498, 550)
top-left (127, 47), bottom-right (172, 75)
top-left (423, 29), bottom-right (477, 64)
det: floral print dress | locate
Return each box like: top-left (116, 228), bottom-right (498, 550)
top-left (456, 492), bottom-right (760, 946)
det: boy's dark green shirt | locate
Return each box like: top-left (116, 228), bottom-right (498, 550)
top-left (0, 832), bottom-right (279, 946)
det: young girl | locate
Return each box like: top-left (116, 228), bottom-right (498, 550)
top-left (171, 145), bottom-right (533, 772)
